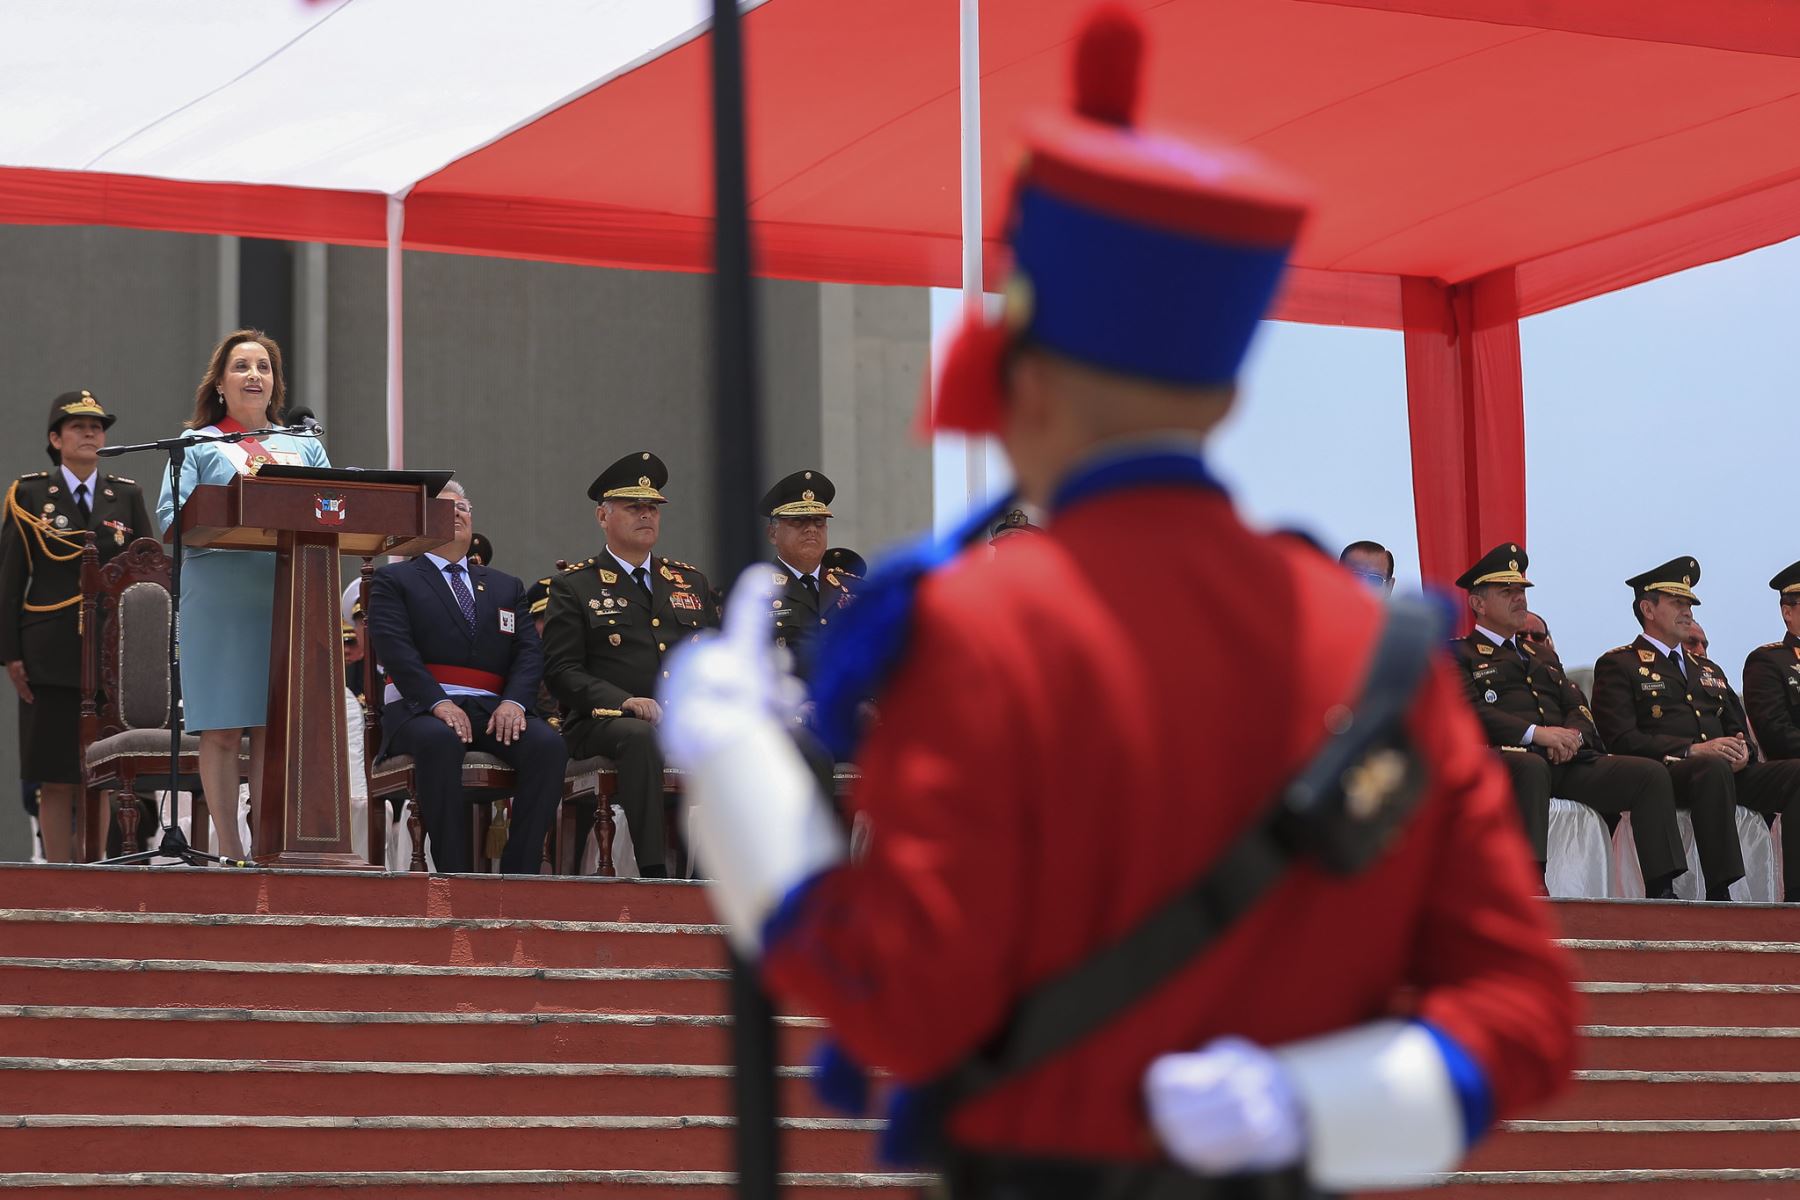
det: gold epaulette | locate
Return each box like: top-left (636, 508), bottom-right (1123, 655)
top-left (562, 556), bottom-right (596, 573)
top-left (106, 474), bottom-right (136, 486)
top-left (1605, 645), bottom-right (1634, 655)
top-left (16, 471), bottom-right (46, 481)
top-left (661, 557), bottom-right (699, 572)
top-left (1761, 641), bottom-right (1785, 651)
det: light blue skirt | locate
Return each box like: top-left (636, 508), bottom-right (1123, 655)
top-left (177, 548), bottom-right (277, 732)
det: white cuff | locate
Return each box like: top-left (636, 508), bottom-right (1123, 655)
top-left (1273, 1020), bottom-right (1464, 1190)
top-left (686, 717), bottom-right (844, 959)
top-left (1522, 724), bottom-right (1537, 745)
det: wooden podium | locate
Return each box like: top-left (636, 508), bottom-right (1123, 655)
top-left (178, 467), bottom-right (453, 868)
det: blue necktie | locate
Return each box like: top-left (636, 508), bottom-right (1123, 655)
top-left (445, 563), bottom-right (478, 631)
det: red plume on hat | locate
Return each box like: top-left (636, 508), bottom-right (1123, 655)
top-left (919, 4), bottom-right (1147, 437)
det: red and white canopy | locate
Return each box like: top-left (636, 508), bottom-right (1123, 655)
top-left (8, 0), bottom-right (1800, 328)
top-left (7, 0), bottom-right (1800, 579)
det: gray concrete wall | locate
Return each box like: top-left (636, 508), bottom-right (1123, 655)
top-left (0, 227), bottom-right (931, 861)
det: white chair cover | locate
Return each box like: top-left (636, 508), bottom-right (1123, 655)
top-left (1614, 809), bottom-right (1783, 901)
top-left (579, 804), bottom-right (642, 877)
top-left (1546, 798), bottom-right (1613, 898)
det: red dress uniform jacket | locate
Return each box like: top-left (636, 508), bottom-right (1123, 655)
top-left (762, 477), bottom-right (1578, 1161)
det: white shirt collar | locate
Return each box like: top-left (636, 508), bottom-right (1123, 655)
top-left (778, 557), bottom-right (820, 583)
top-left (424, 552), bottom-right (470, 574)
top-left (1474, 625), bottom-right (1517, 650)
top-left (60, 465), bottom-right (98, 495)
top-left (1641, 633), bottom-right (1681, 659)
top-left (607, 547), bottom-right (653, 577)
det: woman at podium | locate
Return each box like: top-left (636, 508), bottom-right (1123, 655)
top-left (156, 329), bottom-right (329, 860)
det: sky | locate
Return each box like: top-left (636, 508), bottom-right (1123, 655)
top-left (931, 233), bottom-right (1800, 684)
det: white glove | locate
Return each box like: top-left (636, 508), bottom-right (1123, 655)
top-left (660, 566), bottom-right (843, 958)
top-left (1143, 1036), bottom-right (1306, 1175)
top-left (659, 566), bottom-right (806, 766)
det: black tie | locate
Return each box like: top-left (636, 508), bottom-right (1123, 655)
top-left (1669, 650), bottom-right (1686, 679)
top-left (74, 483), bottom-right (90, 525)
top-left (633, 566), bottom-right (652, 600)
top-left (1511, 639), bottom-right (1530, 668)
top-left (801, 574), bottom-right (819, 604)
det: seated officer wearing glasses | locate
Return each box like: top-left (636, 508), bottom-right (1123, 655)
top-left (1449, 544), bottom-right (1684, 896)
top-left (1743, 561), bottom-right (1800, 762)
top-left (366, 481), bottom-right (566, 874)
top-left (1593, 557), bottom-right (1800, 902)
top-left (1339, 540), bottom-right (1395, 595)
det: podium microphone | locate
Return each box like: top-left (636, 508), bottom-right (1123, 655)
top-left (286, 407), bottom-right (322, 434)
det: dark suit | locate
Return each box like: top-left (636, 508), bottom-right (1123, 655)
top-left (542, 551), bottom-right (717, 873)
top-left (769, 558), bottom-right (856, 682)
top-left (367, 555), bottom-right (566, 874)
top-left (1744, 633), bottom-right (1800, 761)
top-left (1594, 634), bottom-right (1800, 896)
top-left (0, 469), bottom-right (154, 782)
top-left (1449, 630), bottom-right (1682, 886)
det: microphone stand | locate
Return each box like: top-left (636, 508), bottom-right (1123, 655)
top-left (96, 422), bottom-right (323, 868)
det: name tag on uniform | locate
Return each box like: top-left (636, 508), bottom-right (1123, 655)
top-left (499, 608), bottom-right (516, 634)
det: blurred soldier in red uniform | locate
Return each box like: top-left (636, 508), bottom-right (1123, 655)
top-left (661, 7), bottom-right (1577, 1196)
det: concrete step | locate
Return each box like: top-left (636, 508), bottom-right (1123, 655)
top-left (1577, 982), bottom-right (1800, 1027)
top-left (0, 1058), bottom-right (843, 1119)
top-left (0, 1006), bottom-right (827, 1066)
top-left (1566, 939), bottom-right (1800, 986)
top-left (1536, 1072), bottom-right (1800, 1122)
top-left (1466, 1120), bottom-right (1800, 1172)
top-left (0, 909), bottom-right (729, 970)
top-left (0, 865), bottom-right (716, 925)
top-left (1365, 1168), bottom-right (1800, 1198)
top-left (0, 958), bottom-right (735, 1016)
top-left (1553, 898), bottom-right (1798, 944)
top-left (0, 1114), bottom-right (886, 1175)
top-left (0, 1169), bottom-right (933, 1197)
top-left (1580, 1026), bottom-right (1800, 1072)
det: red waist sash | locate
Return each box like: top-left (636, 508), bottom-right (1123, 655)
top-left (421, 664), bottom-right (505, 693)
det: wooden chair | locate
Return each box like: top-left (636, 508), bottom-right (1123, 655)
top-left (356, 559), bottom-right (605, 873)
top-left (76, 535), bottom-right (247, 860)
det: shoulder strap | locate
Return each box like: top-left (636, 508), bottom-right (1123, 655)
top-left (941, 598), bottom-right (1442, 1103)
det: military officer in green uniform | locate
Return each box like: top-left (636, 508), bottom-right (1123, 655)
top-left (763, 470), bottom-right (855, 684)
top-left (1743, 561), bottom-right (1800, 762)
top-left (1593, 557), bottom-right (1800, 902)
top-left (0, 391), bottom-right (156, 861)
top-left (542, 451), bottom-right (717, 877)
top-left (1448, 544), bottom-right (1685, 896)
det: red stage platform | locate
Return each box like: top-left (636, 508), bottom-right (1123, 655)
top-left (0, 865), bottom-right (1793, 1197)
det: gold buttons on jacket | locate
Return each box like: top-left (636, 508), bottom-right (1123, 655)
top-left (652, 618), bottom-right (661, 627)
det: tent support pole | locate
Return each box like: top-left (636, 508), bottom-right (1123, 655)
top-left (385, 193), bottom-right (407, 472)
top-left (960, 0), bottom-right (986, 505)
top-left (1402, 269), bottom-right (1526, 616)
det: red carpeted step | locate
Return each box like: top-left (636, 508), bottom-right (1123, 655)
top-left (0, 864), bottom-right (718, 925)
top-left (1532, 1073), bottom-right (1800, 1121)
top-left (0, 1115), bottom-right (886, 1175)
top-left (1566, 941), bottom-right (1800, 986)
top-left (0, 1058), bottom-right (842, 1119)
top-left (0, 1171), bottom-right (935, 1198)
top-left (0, 910), bottom-right (729, 970)
top-left (1553, 899), bottom-right (1797, 944)
top-left (1580, 1027), bottom-right (1800, 1072)
top-left (1360, 1168), bottom-right (1800, 1198)
top-left (0, 1007), bottom-right (826, 1066)
top-left (1464, 1122), bottom-right (1800, 1172)
top-left (1577, 983), bottom-right (1800, 1027)
top-left (0, 959), bottom-right (734, 1016)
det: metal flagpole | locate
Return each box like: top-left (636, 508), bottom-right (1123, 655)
top-left (708, 2), bottom-right (780, 1197)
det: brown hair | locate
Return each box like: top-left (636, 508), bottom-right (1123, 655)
top-left (187, 328), bottom-right (287, 429)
